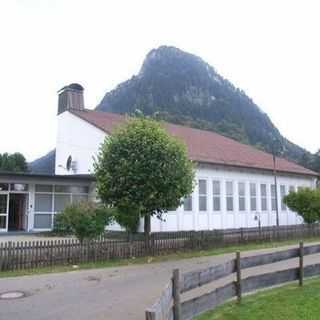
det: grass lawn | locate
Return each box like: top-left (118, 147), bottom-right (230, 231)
top-left (1, 237), bottom-right (320, 278)
top-left (195, 277), bottom-right (320, 320)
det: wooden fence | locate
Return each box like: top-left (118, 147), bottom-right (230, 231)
top-left (1, 224), bottom-right (320, 272)
top-left (145, 241), bottom-right (320, 320)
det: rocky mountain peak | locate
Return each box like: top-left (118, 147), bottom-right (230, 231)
top-left (96, 45), bottom-right (312, 167)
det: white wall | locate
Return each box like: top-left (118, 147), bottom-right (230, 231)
top-left (55, 111), bottom-right (107, 175)
top-left (150, 164), bottom-right (316, 232)
top-left (55, 111), bottom-right (317, 232)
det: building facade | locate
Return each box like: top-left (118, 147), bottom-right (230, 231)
top-left (0, 83), bottom-right (317, 233)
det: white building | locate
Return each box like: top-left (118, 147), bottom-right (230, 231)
top-left (0, 84), bottom-right (317, 233)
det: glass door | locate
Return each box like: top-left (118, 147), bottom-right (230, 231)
top-left (0, 193), bottom-right (9, 232)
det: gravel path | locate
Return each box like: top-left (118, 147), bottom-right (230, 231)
top-left (1, 242), bottom-right (320, 320)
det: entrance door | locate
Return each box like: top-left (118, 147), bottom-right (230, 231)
top-left (0, 194), bottom-right (9, 232)
top-left (8, 194), bottom-right (27, 231)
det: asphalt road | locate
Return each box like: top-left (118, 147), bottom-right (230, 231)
top-left (1, 243), bottom-right (320, 320)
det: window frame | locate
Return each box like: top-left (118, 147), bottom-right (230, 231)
top-left (280, 185), bottom-right (287, 211)
top-left (238, 182), bottom-right (246, 212)
top-left (33, 183), bottom-right (89, 230)
top-left (226, 181), bottom-right (234, 212)
top-left (198, 179), bottom-right (208, 212)
top-left (183, 194), bottom-right (193, 212)
top-left (271, 184), bottom-right (276, 211)
top-left (212, 180), bottom-right (221, 212)
top-left (260, 183), bottom-right (268, 211)
top-left (249, 182), bottom-right (257, 211)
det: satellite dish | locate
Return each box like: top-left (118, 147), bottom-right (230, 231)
top-left (66, 155), bottom-right (72, 171)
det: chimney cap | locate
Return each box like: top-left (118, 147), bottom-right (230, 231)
top-left (58, 83), bottom-right (84, 93)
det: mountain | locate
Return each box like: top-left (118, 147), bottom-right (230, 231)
top-left (29, 149), bottom-right (56, 174)
top-left (97, 46), bottom-right (315, 169)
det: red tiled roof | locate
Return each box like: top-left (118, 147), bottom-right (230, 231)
top-left (70, 109), bottom-right (318, 177)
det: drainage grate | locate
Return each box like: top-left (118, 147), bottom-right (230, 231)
top-left (0, 291), bottom-right (26, 300)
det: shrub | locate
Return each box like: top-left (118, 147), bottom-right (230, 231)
top-left (284, 188), bottom-right (320, 224)
top-left (54, 201), bottom-right (114, 243)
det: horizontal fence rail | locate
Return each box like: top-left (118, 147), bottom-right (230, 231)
top-left (1, 224), bottom-right (320, 272)
top-left (146, 242), bottom-right (320, 320)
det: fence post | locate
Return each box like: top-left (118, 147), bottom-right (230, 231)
top-left (236, 251), bottom-right (242, 302)
top-left (299, 241), bottom-right (304, 286)
top-left (173, 268), bottom-right (181, 320)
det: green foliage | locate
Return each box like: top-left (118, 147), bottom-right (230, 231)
top-left (113, 207), bottom-right (141, 234)
top-left (94, 117), bottom-right (195, 233)
top-left (0, 152), bottom-right (28, 172)
top-left (284, 188), bottom-right (320, 223)
top-left (54, 201), bottom-right (114, 242)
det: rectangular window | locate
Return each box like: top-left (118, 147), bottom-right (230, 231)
top-left (226, 181), bottom-right (233, 211)
top-left (0, 183), bottom-right (9, 191)
top-left (0, 195), bottom-right (7, 213)
top-left (54, 185), bottom-right (73, 193)
top-left (213, 180), bottom-right (221, 211)
top-left (35, 194), bottom-right (53, 212)
top-left (183, 195), bottom-right (192, 211)
top-left (54, 194), bottom-right (71, 212)
top-left (289, 186), bottom-right (295, 193)
top-left (260, 184), bottom-right (267, 211)
top-left (280, 185), bottom-right (287, 211)
top-left (271, 184), bottom-right (276, 211)
top-left (34, 184), bottom-right (90, 229)
top-left (72, 194), bottom-right (89, 204)
top-left (199, 180), bottom-right (207, 211)
top-left (34, 214), bottom-right (52, 229)
top-left (10, 183), bottom-right (28, 191)
top-left (35, 184), bottom-right (53, 193)
top-left (250, 183), bottom-right (257, 211)
top-left (238, 182), bottom-right (246, 211)
top-left (0, 216), bottom-right (6, 229)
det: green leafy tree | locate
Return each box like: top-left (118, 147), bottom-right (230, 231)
top-left (0, 152), bottom-right (28, 172)
top-left (284, 188), bottom-right (320, 223)
top-left (94, 117), bottom-right (195, 235)
top-left (54, 201), bottom-right (114, 243)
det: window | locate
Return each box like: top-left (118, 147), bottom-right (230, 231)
top-left (213, 180), bottom-right (221, 211)
top-left (10, 183), bottom-right (28, 191)
top-left (54, 194), bottom-right (71, 212)
top-left (260, 184), bottom-right (267, 211)
top-left (0, 216), bottom-right (6, 228)
top-left (289, 186), bottom-right (295, 193)
top-left (250, 183), bottom-right (257, 211)
top-left (35, 184), bottom-right (53, 192)
top-left (271, 184), bottom-right (276, 211)
top-left (280, 185), bottom-right (287, 211)
top-left (34, 214), bottom-right (52, 229)
top-left (226, 181), bottom-right (233, 211)
top-left (35, 194), bottom-right (52, 212)
top-left (238, 182), bottom-right (246, 211)
top-left (198, 180), bottom-right (207, 211)
top-left (0, 183), bottom-right (9, 191)
top-left (34, 184), bottom-right (89, 229)
top-left (183, 195), bottom-right (192, 211)
top-left (72, 194), bottom-right (89, 204)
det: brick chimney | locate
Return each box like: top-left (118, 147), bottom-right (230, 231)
top-left (57, 83), bottom-right (84, 115)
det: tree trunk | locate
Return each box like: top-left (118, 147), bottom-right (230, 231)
top-left (144, 215), bottom-right (151, 252)
top-left (144, 215), bottom-right (151, 235)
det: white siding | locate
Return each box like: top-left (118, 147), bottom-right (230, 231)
top-left (55, 111), bottom-right (317, 232)
top-left (150, 164), bottom-right (316, 232)
top-left (55, 111), bottom-right (107, 175)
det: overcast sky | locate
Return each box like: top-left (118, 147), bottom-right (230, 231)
top-left (1, 0), bottom-right (319, 161)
